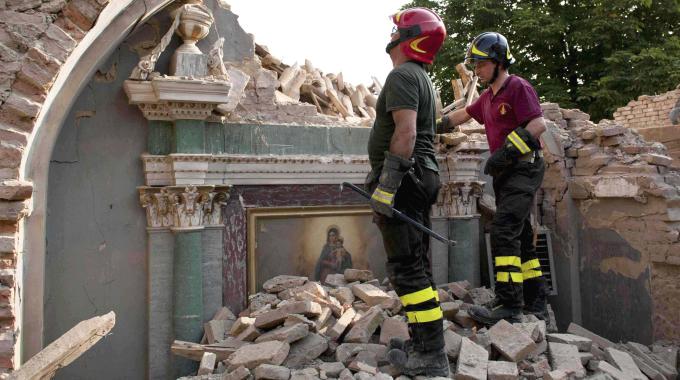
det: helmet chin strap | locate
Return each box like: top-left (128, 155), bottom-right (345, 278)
top-left (385, 39), bottom-right (400, 54)
top-left (489, 62), bottom-right (500, 84)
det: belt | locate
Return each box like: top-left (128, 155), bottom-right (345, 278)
top-left (518, 150), bottom-right (543, 163)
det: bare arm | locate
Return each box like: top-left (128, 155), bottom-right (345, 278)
top-left (390, 109), bottom-right (417, 159)
top-left (525, 116), bottom-right (546, 140)
top-left (438, 108), bottom-right (472, 133)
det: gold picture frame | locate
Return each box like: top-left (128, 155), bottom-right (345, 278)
top-left (247, 205), bottom-right (387, 294)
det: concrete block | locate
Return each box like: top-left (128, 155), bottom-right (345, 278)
top-left (489, 319), bottom-right (536, 362)
top-left (324, 274), bottom-right (347, 288)
top-left (326, 307), bottom-right (356, 341)
top-left (463, 287), bottom-right (495, 305)
top-left (444, 330), bottom-right (463, 360)
top-left (230, 317), bottom-right (256, 336)
top-left (197, 352), bottom-right (217, 375)
top-left (344, 306), bottom-right (384, 344)
top-left (447, 281), bottom-right (470, 299)
top-left (319, 362), bottom-right (345, 378)
top-left (544, 369), bottom-right (568, 380)
top-left (513, 321), bottom-right (545, 343)
top-left (282, 333), bottom-right (328, 368)
top-left (235, 324), bottom-right (262, 342)
top-left (255, 323), bottom-right (309, 344)
top-left (277, 301), bottom-right (322, 317)
top-left (344, 269), bottom-right (373, 282)
top-left (335, 343), bottom-right (387, 365)
top-left (379, 317), bottom-right (409, 346)
top-left (567, 323), bottom-right (615, 349)
top-left (227, 341), bottom-right (290, 370)
top-left (487, 360), bottom-right (518, 380)
top-left (453, 310), bottom-right (478, 329)
top-left (254, 364), bottom-right (291, 380)
top-left (255, 309), bottom-right (288, 330)
top-left (223, 366), bottom-right (251, 380)
top-left (441, 301), bottom-right (461, 320)
top-left (351, 283), bottom-right (391, 306)
top-left (547, 333), bottom-right (593, 352)
top-left (548, 342), bottom-right (586, 377)
top-left (455, 337), bottom-right (489, 380)
top-left (596, 360), bottom-right (634, 380)
top-left (604, 347), bottom-right (646, 380)
top-left (263, 275), bottom-right (307, 293)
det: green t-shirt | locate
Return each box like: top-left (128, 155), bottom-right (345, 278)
top-left (367, 61), bottom-right (439, 173)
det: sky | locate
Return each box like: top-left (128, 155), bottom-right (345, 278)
top-left (225, 0), bottom-right (411, 87)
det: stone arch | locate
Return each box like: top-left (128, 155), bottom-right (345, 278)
top-left (0, 0), bottom-right (174, 370)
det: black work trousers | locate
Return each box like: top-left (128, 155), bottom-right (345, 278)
top-left (368, 164), bottom-right (444, 352)
top-left (491, 155), bottom-right (546, 309)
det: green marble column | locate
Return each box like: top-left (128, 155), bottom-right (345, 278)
top-left (172, 228), bottom-right (204, 375)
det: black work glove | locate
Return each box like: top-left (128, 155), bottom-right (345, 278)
top-left (370, 152), bottom-right (413, 217)
top-left (484, 147), bottom-right (513, 177)
top-left (484, 127), bottom-right (539, 177)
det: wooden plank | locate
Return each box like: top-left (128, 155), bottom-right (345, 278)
top-left (336, 72), bottom-right (345, 92)
top-left (465, 76), bottom-right (479, 107)
top-left (326, 89), bottom-right (351, 117)
top-left (171, 340), bottom-right (243, 362)
top-left (10, 312), bottom-right (116, 380)
top-left (456, 63), bottom-right (472, 87)
top-left (371, 76), bottom-right (383, 92)
top-left (442, 98), bottom-right (466, 114)
top-left (452, 78), bottom-right (464, 101)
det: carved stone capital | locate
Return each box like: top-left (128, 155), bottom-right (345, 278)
top-left (433, 181), bottom-right (485, 218)
top-left (139, 185), bottom-right (230, 230)
top-left (437, 153), bottom-right (485, 183)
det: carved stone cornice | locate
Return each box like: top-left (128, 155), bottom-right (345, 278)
top-left (437, 153), bottom-right (485, 183)
top-left (433, 181), bottom-right (485, 218)
top-left (124, 77), bottom-right (231, 121)
top-left (141, 154), bottom-right (372, 186)
top-left (138, 185), bottom-right (230, 230)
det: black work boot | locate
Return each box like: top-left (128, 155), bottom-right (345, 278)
top-left (387, 338), bottom-right (450, 377)
top-left (523, 278), bottom-right (549, 321)
top-left (468, 303), bottom-right (522, 326)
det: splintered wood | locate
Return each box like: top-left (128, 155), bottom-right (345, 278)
top-left (254, 43), bottom-right (379, 122)
top-left (441, 62), bottom-right (480, 114)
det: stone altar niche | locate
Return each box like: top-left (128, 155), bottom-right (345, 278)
top-left (122, 2), bottom-right (237, 378)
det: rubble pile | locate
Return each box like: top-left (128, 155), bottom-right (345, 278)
top-left (172, 272), bottom-right (679, 380)
top-left (222, 43), bottom-right (381, 127)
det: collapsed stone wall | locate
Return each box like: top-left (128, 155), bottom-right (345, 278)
top-left (0, 0), bottom-right (110, 372)
top-left (614, 86), bottom-right (680, 169)
top-left (539, 103), bottom-right (680, 343)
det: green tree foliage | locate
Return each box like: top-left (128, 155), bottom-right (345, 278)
top-left (403, 0), bottom-right (680, 121)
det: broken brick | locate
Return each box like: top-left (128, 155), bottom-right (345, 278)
top-left (489, 319), bottom-right (537, 362)
top-left (227, 341), bottom-right (290, 371)
top-left (351, 284), bottom-right (391, 307)
top-left (344, 306), bottom-right (384, 344)
top-left (456, 337), bottom-right (489, 380)
top-left (546, 333), bottom-right (592, 352)
top-left (548, 342), bottom-right (586, 377)
top-left (487, 360), bottom-right (519, 380)
top-left (343, 269), bottom-right (373, 282)
top-left (378, 317), bottom-right (409, 346)
top-left (254, 323), bottom-right (309, 344)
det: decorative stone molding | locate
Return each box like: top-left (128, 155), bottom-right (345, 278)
top-left (141, 154), bottom-right (371, 186)
top-left (123, 1), bottom-right (234, 121)
top-left (139, 185), bottom-right (230, 230)
top-left (438, 154), bottom-right (485, 183)
top-left (124, 77), bottom-right (231, 121)
top-left (433, 181), bottom-right (485, 218)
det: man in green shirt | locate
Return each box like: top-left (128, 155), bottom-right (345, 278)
top-left (365, 7), bottom-right (448, 377)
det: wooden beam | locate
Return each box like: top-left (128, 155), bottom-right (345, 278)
top-left (326, 89), bottom-right (351, 118)
top-left (171, 339), bottom-right (244, 362)
top-left (452, 78), bottom-right (464, 101)
top-left (455, 63), bottom-right (472, 87)
top-left (465, 76), bottom-right (479, 107)
top-left (10, 312), bottom-right (116, 380)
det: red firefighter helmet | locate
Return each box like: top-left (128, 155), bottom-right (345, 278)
top-left (389, 8), bottom-right (446, 64)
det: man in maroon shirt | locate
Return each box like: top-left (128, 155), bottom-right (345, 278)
top-left (439, 32), bottom-right (549, 325)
